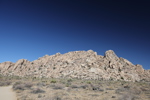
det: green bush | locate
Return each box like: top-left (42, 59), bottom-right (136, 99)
top-left (51, 80), bottom-right (57, 83)
top-left (87, 81), bottom-right (91, 84)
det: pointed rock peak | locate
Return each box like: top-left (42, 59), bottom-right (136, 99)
top-left (104, 50), bottom-right (119, 60)
top-left (16, 59), bottom-right (28, 62)
top-left (135, 64), bottom-right (144, 69)
top-left (105, 50), bottom-right (116, 56)
top-left (44, 54), bottom-right (49, 57)
top-left (2, 61), bottom-right (13, 64)
top-left (87, 50), bottom-right (97, 55)
top-left (56, 52), bottom-right (61, 56)
top-left (42, 54), bottom-right (50, 58)
top-left (87, 50), bottom-right (94, 52)
top-left (15, 59), bottom-right (29, 65)
top-left (0, 61), bottom-right (14, 65)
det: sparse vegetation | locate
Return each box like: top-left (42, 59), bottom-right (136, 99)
top-left (12, 81), bottom-right (33, 91)
top-left (0, 81), bottom-right (11, 86)
top-left (70, 84), bottom-right (79, 88)
top-left (31, 88), bottom-right (45, 94)
top-left (80, 84), bottom-right (89, 89)
top-left (13, 83), bottom-right (25, 90)
top-left (0, 75), bottom-right (150, 100)
top-left (52, 84), bottom-right (64, 90)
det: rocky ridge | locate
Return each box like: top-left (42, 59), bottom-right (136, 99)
top-left (0, 50), bottom-right (149, 82)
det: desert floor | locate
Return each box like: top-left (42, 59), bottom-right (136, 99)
top-left (0, 86), bottom-right (17, 100)
top-left (0, 76), bottom-right (150, 100)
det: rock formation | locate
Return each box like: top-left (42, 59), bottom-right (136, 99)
top-left (0, 50), bottom-right (149, 82)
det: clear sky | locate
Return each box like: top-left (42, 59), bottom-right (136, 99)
top-left (0, 0), bottom-right (150, 69)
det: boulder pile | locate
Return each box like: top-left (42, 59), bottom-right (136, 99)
top-left (0, 50), bottom-right (149, 82)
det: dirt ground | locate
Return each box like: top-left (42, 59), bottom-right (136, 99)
top-left (0, 86), bottom-right (17, 100)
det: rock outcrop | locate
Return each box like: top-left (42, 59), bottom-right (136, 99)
top-left (0, 50), bottom-right (149, 82)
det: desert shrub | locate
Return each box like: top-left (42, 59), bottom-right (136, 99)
top-left (67, 79), bottom-right (72, 82)
top-left (92, 86), bottom-right (98, 90)
top-left (109, 77), bottom-right (114, 81)
top-left (42, 96), bottom-right (61, 100)
top-left (53, 84), bottom-right (64, 90)
top-left (115, 89), bottom-right (123, 94)
top-left (112, 96), bottom-right (116, 98)
top-left (13, 81), bottom-right (22, 85)
top-left (119, 93), bottom-right (136, 100)
top-left (70, 84), bottom-right (79, 88)
top-left (19, 95), bottom-right (28, 100)
top-left (0, 81), bottom-right (11, 86)
top-left (106, 87), bottom-right (114, 90)
top-left (91, 84), bottom-right (100, 91)
top-left (86, 81), bottom-right (91, 84)
top-left (13, 81), bottom-right (33, 90)
top-left (52, 96), bottom-right (61, 100)
top-left (0, 82), bottom-right (5, 86)
top-left (38, 94), bottom-right (42, 98)
top-left (124, 85), bottom-right (130, 89)
top-left (37, 82), bottom-right (46, 87)
top-left (89, 94), bottom-right (99, 96)
top-left (24, 82), bottom-right (33, 88)
top-left (51, 80), bottom-right (57, 83)
top-left (89, 84), bottom-right (104, 91)
top-left (13, 84), bottom-right (25, 90)
top-left (65, 82), bottom-right (71, 87)
top-left (99, 88), bottom-right (104, 92)
top-left (140, 87), bottom-right (148, 91)
top-left (80, 84), bottom-right (89, 89)
top-left (31, 88), bottom-right (45, 94)
top-left (115, 86), bottom-right (129, 94)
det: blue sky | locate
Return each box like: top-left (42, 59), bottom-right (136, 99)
top-left (0, 0), bottom-right (150, 69)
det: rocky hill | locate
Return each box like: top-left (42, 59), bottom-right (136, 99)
top-left (0, 50), bottom-right (149, 82)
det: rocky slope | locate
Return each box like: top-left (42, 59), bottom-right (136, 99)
top-left (0, 50), bottom-right (149, 82)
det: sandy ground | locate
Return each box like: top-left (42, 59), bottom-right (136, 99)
top-left (0, 86), bottom-right (17, 100)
